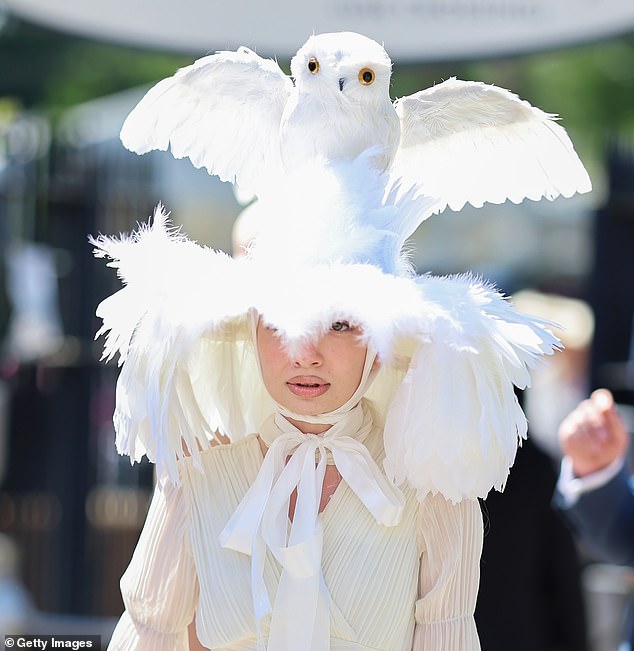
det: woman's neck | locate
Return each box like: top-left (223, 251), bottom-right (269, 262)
top-left (286, 416), bottom-right (332, 435)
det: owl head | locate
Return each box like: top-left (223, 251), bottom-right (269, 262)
top-left (290, 32), bottom-right (393, 103)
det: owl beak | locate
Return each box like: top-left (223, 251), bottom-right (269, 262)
top-left (338, 78), bottom-right (345, 92)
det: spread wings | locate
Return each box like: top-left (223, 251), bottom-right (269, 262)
top-left (392, 78), bottom-right (592, 213)
top-left (120, 47), bottom-right (294, 198)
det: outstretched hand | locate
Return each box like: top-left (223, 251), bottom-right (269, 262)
top-left (559, 388), bottom-right (630, 477)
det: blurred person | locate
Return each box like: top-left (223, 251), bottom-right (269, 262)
top-left (475, 289), bottom-right (593, 651)
top-left (554, 389), bottom-right (633, 651)
top-left (475, 436), bottom-right (591, 651)
top-left (554, 388), bottom-right (633, 567)
top-left (515, 289), bottom-right (595, 460)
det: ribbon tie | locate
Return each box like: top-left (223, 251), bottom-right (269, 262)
top-left (219, 401), bottom-right (405, 651)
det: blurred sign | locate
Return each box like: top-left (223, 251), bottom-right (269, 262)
top-left (5, 0), bottom-right (634, 59)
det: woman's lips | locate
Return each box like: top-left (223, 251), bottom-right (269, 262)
top-left (286, 376), bottom-right (330, 398)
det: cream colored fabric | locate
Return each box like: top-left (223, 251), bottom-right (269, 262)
top-left (108, 426), bottom-right (483, 651)
top-left (219, 403), bottom-right (406, 651)
top-left (108, 476), bottom-right (199, 651)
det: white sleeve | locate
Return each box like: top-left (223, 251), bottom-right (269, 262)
top-left (556, 455), bottom-right (626, 507)
top-left (108, 477), bottom-right (199, 651)
top-left (413, 495), bottom-right (483, 650)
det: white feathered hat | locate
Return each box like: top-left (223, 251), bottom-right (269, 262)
top-left (93, 151), bottom-right (560, 503)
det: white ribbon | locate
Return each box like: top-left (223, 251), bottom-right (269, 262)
top-left (219, 402), bottom-right (405, 651)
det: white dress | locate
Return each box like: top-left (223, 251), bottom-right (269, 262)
top-left (107, 424), bottom-right (483, 651)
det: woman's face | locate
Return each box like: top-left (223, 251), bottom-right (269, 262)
top-left (256, 319), bottom-right (370, 430)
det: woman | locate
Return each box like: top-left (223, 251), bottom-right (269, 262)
top-left (94, 154), bottom-right (565, 650)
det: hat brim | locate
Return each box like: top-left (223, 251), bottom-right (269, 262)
top-left (93, 207), bottom-right (560, 501)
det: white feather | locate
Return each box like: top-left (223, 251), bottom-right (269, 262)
top-left (392, 78), bottom-right (592, 211)
top-left (120, 48), bottom-right (293, 198)
top-left (251, 149), bottom-right (439, 275)
top-left (92, 205), bottom-right (253, 481)
top-left (94, 161), bottom-right (561, 498)
top-left (120, 32), bottom-right (591, 217)
top-left (382, 273), bottom-right (561, 502)
top-left (280, 32), bottom-right (399, 173)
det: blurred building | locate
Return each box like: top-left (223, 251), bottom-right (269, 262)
top-left (590, 140), bottom-right (634, 407)
top-left (0, 94), bottom-right (243, 631)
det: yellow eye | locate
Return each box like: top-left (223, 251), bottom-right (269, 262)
top-left (358, 67), bottom-right (375, 85)
top-left (307, 58), bottom-right (319, 74)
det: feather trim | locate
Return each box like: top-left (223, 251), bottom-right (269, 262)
top-left (94, 211), bottom-right (559, 497)
top-left (91, 206), bottom-right (255, 482)
top-left (93, 199), bottom-right (559, 497)
top-left (382, 274), bottom-right (560, 503)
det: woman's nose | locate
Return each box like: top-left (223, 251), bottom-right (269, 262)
top-left (293, 343), bottom-right (323, 367)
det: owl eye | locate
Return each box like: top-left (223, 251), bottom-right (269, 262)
top-left (358, 68), bottom-right (375, 85)
top-left (307, 58), bottom-right (319, 74)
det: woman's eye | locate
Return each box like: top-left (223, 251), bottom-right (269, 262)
top-left (331, 321), bottom-right (351, 332)
top-left (307, 58), bottom-right (319, 74)
top-left (358, 67), bottom-right (375, 85)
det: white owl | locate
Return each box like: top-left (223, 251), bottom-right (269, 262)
top-left (120, 31), bottom-right (591, 212)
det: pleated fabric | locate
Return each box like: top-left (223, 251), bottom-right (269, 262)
top-left (108, 427), bottom-right (483, 651)
top-left (109, 478), bottom-right (199, 651)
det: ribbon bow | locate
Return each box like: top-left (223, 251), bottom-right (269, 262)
top-left (219, 401), bottom-right (405, 651)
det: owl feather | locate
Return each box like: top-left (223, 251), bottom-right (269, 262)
top-left (120, 31), bottom-right (591, 218)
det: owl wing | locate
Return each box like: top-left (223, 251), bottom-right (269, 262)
top-left (120, 47), bottom-right (294, 198)
top-left (391, 78), bottom-right (591, 213)
top-left (91, 206), bottom-right (258, 483)
top-left (382, 273), bottom-right (561, 502)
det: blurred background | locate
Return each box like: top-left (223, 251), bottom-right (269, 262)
top-left (0, 1), bottom-right (633, 649)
